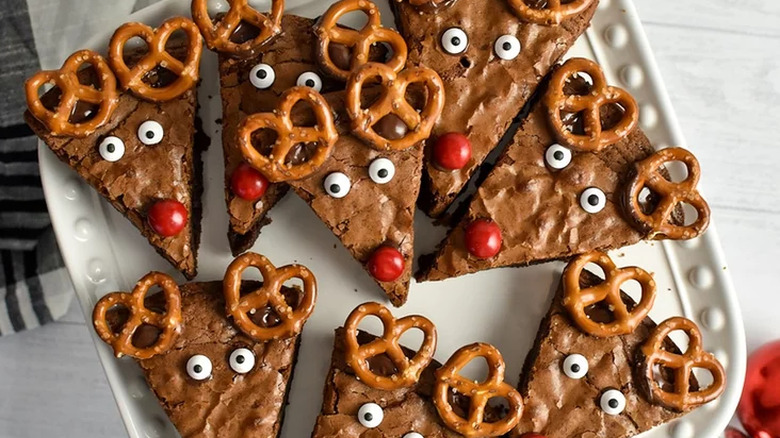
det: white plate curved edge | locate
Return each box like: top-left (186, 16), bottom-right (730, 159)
top-left (37, 0), bottom-right (745, 437)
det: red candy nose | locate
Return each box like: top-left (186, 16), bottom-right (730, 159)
top-left (433, 132), bottom-right (472, 170)
top-left (367, 246), bottom-right (405, 282)
top-left (147, 199), bottom-right (188, 237)
top-left (738, 340), bottom-right (780, 438)
top-left (724, 428), bottom-right (749, 438)
top-left (464, 219), bottom-right (502, 259)
top-left (231, 162), bottom-right (269, 201)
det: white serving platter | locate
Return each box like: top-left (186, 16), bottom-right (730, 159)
top-left (38, 0), bottom-right (746, 437)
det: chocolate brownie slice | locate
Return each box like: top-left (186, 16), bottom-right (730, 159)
top-left (513, 271), bottom-right (693, 437)
top-left (392, 0), bottom-right (598, 218)
top-left (25, 41), bottom-right (205, 279)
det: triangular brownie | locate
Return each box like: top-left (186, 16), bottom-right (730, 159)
top-left (24, 20), bottom-right (205, 279)
top-left (417, 59), bottom-right (709, 282)
top-left (514, 262), bottom-right (725, 437)
top-left (391, 0), bottom-right (598, 217)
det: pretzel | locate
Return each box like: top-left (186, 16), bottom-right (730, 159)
top-left (507, 0), bottom-right (596, 25)
top-left (433, 343), bottom-right (523, 437)
top-left (562, 250), bottom-right (657, 337)
top-left (25, 50), bottom-right (119, 138)
top-left (108, 17), bottom-right (203, 102)
top-left (347, 63), bottom-right (444, 150)
top-left (223, 252), bottom-right (317, 341)
top-left (344, 302), bottom-right (437, 390)
top-left (544, 57), bottom-right (639, 152)
top-left (191, 0), bottom-right (283, 58)
top-left (238, 86), bottom-right (338, 182)
top-left (637, 317), bottom-right (726, 411)
top-left (623, 147), bottom-right (711, 240)
top-left (92, 272), bottom-right (182, 359)
top-left (315, 0), bottom-right (408, 81)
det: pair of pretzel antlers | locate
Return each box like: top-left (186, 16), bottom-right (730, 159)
top-left (25, 17), bottom-right (202, 138)
top-left (92, 253), bottom-right (316, 359)
top-left (343, 302), bottom-right (522, 437)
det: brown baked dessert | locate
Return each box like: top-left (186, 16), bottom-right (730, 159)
top-left (91, 252), bottom-right (318, 438)
top-left (391, 0), bottom-right (599, 218)
top-left (513, 251), bottom-right (726, 437)
top-left (417, 58), bottom-right (711, 282)
top-left (24, 18), bottom-right (206, 279)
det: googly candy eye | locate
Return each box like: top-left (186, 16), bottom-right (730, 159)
top-left (562, 353), bottom-right (589, 379)
top-left (186, 354), bottom-right (212, 381)
top-left (99, 136), bottom-right (125, 162)
top-left (368, 158), bottom-right (395, 184)
top-left (545, 144), bottom-right (572, 170)
top-left (297, 71), bottom-right (323, 92)
top-left (229, 347), bottom-right (255, 374)
top-left (250, 63), bottom-right (275, 89)
top-left (403, 433), bottom-right (424, 438)
top-left (138, 120), bottom-right (164, 145)
top-left (580, 187), bottom-right (607, 213)
top-left (357, 403), bottom-right (384, 428)
top-left (494, 35), bottom-right (521, 60)
top-left (441, 28), bottom-right (468, 55)
top-left (600, 388), bottom-right (626, 415)
top-left (324, 172), bottom-right (351, 198)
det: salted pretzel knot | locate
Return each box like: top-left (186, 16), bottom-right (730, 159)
top-left (623, 147), bottom-right (711, 240)
top-left (92, 272), bottom-right (182, 359)
top-left (315, 0), bottom-right (408, 81)
top-left (108, 17), bottom-right (203, 102)
top-left (562, 250), bottom-right (657, 337)
top-left (347, 63), bottom-right (445, 150)
top-left (25, 50), bottom-right (119, 138)
top-left (544, 57), bottom-right (639, 152)
top-left (637, 317), bottom-right (726, 411)
top-left (238, 86), bottom-right (339, 182)
top-left (344, 302), bottom-right (437, 390)
top-left (433, 343), bottom-right (524, 437)
top-left (223, 252), bottom-right (317, 341)
top-left (507, 0), bottom-right (596, 25)
top-left (191, 0), bottom-right (283, 58)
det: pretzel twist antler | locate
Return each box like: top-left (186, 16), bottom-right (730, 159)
top-left (623, 147), bottom-right (711, 240)
top-left (238, 86), bottom-right (339, 182)
top-left (347, 63), bottom-right (444, 150)
top-left (544, 58), bottom-right (639, 152)
top-left (92, 272), bottom-right (182, 359)
top-left (507, 0), bottom-right (596, 25)
top-left (108, 17), bottom-right (203, 102)
top-left (315, 0), bottom-right (407, 81)
top-left (344, 302), bottom-right (437, 390)
top-left (562, 250), bottom-right (657, 337)
top-left (191, 0), bottom-right (283, 58)
top-left (637, 317), bottom-right (726, 411)
top-left (434, 343), bottom-right (524, 437)
top-left (223, 252), bottom-right (317, 341)
top-left (25, 50), bottom-right (119, 138)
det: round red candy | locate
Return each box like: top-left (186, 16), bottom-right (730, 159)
top-left (231, 163), bottom-right (269, 201)
top-left (367, 246), bottom-right (405, 282)
top-left (738, 340), bottom-right (780, 438)
top-left (433, 132), bottom-right (472, 170)
top-left (724, 428), bottom-right (749, 438)
top-left (464, 219), bottom-right (502, 259)
top-left (147, 199), bottom-right (188, 237)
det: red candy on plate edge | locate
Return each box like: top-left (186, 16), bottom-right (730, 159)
top-left (738, 340), bottom-right (780, 438)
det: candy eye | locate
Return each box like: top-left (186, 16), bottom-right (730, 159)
top-left (494, 35), bottom-right (521, 60)
top-left (403, 433), bottom-right (424, 438)
top-left (580, 187), bottom-right (607, 213)
top-left (186, 354), bottom-right (212, 381)
top-left (600, 389), bottom-right (626, 415)
top-left (357, 403), bottom-right (383, 428)
top-left (249, 63), bottom-right (275, 89)
top-left (441, 28), bottom-right (468, 55)
top-left (138, 120), bottom-right (164, 145)
top-left (545, 143), bottom-right (572, 170)
top-left (229, 347), bottom-right (255, 374)
top-left (368, 158), bottom-right (395, 184)
top-left (324, 172), bottom-right (351, 198)
top-left (297, 71), bottom-right (323, 92)
top-left (98, 136), bottom-right (125, 162)
top-left (562, 353), bottom-right (588, 379)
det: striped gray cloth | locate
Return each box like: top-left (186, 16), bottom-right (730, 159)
top-left (0, 0), bottom-right (164, 334)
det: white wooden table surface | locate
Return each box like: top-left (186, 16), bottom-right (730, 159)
top-left (2, 0), bottom-right (778, 436)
